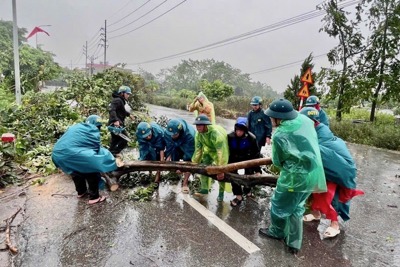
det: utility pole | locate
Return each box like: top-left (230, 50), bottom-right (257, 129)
top-left (100, 20), bottom-right (108, 70)
top-left (83, 41), bottom-right (88, 75)
top-left (12, 0), bottom-right (21, 105)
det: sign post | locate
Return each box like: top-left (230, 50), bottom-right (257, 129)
top-left (298, 68), bottom-right (313, 110)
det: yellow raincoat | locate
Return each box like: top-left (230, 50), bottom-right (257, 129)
top-left (189, 92), bottom-right (216, 124)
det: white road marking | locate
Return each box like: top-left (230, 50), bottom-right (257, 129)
top-left (182, 194), bottom-right (261, 254)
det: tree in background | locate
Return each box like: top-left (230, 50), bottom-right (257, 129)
top-left (284, 54), bottom-right (317, 110)
top-left (319, 0), bottom-right (364, 120)
top-left (0, 20), bottom-right (61, 95)
top-left (155, 59), bottom-right (279, 99)
top-left (354, 0), bottom-right (400, 121)
top-left (199, 79), bottom-right (234, 101)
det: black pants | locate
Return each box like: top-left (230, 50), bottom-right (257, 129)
top-left (71, 172), bottom-right (101, 200)
top-left (109, 131), bottom-right (128, 155)
top-left (231, 168), bottom-right (253, 196)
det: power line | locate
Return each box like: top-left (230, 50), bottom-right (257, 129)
top-left (109, 0), bottom-right (187, 39)
top-left (107, 0), bottom-right (135, 20)
top-left (250, 53), bottom-right (328, 75)
top-left (126, 0), bottom-right (359, 65)
top-left (108, 0), bottom-right (168, 33)
top-left (108, 0), bottom-right (152, 27)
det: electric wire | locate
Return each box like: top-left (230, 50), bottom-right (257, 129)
top-left (108, 0), bottom-right (152, 27)
top-left (108, 0), bottom-right (168, 33)
top-left (250, 53), bottom-right (328, 75)
top-left (127, 0), bottom-right (359, 65)
top-left (107, 0), bottom-right (135, 21)
top-left (109, 0), bottom-right (187, 39)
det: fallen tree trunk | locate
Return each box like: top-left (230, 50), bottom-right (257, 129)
top-left (108, 158), bottom-right (277, 187)
top-left (101, 173), bottom-right (119, 191)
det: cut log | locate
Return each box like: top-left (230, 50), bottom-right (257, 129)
top-left (223, 172), bottom-right (278, 187)
top-left (107, 158), bottom-right (277, 187)
top-left (102, 173), bottom-right (119, 191)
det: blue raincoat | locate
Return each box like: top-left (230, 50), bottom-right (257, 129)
top-left (52, 123), bottom-right (117, 174)
top-left (247, 108), bottom-right (272, 148)
top-left (315, 123), bottom-right (360, 221)
top-left (318, 109), bottom-right (330, 127)
top-left (137, 122), bottom-right (166, 160)
top-left (315, 123), bottom-right (356, 188)
top-left (164, 119), bottom-right (195, 161)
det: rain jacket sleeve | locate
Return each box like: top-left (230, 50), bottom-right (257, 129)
top-left (138, 123), bottom-right (166, 161)
top-left (271, 114), bottom-right (326, 193)
top-left (318, 109), bottom-right (330, 127)
top-left (52, 123), bottom-right (117, 174)
top-left (316, 124), bottom-right (357, 188)
top-left (164, 122), bottom-right (195, 161)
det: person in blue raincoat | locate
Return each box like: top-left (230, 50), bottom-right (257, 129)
top-left (258, 99), bottom-right (326, 254)
top-left (247, 96), bottom-right (272, 152)
top-left (304, 95), bottom-right (330, 127)
top-left (227, 117), bottom-right (261, 207)
top-left (136, 121), bottom-right (166, 187)
top-left (300, 107), bottom-right (364, 238)
top-left (191, 115), bottom-right (231, 202)
top-left (52, 115), bottom-right (117, 205)
top-left (164, 118), bottom-right (195, 194)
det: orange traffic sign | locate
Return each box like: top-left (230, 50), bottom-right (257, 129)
top-left (300, 68), bottom-right (313, 84)
top-left (297, 83), bottom-right (310, 98)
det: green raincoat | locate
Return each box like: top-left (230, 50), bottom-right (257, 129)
top-left (192, 124), bottom-right (231, 193)
top-left (268, 114), bottom-right (326, 250)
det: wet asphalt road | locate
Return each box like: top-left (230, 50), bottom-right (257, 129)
top-left (2, 104), bottom-right (400, 267)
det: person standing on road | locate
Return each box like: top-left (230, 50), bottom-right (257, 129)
top-left (108, 85), bottom-right (135, 156)
top-left (191, 115), bottom-right (231, 202)
top-left (258, 99), bottom-right (326, 254)
top-left (188, 92), bottom-right (216, 124)
top-left (304, 95), bottom-right (330, 127)
top-left (300, 107), bottom-right (364, 238)
top-left (164, 118), bottom-right (196, 194)
top-left (136, 121), bottom-right (166, 187)
top-left (247, 96), bottom-right (272, 152)
top-left (227, 117), bottom-right (261, 207)
top-left (52, 115), bottom-right (117, 205)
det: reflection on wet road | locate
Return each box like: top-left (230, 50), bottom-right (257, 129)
top-left (13, 104), bottom-right (400, 267)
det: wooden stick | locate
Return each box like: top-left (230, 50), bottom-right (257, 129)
top-left (4, 207), bottom-right (22, 254)
top-left (107, 158), bottom-right (278, 187)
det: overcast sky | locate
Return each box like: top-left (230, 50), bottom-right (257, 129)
top-left (0, 0), bottom-right (359, 93)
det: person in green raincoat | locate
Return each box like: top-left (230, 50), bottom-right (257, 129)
top-left (258, 99), bottom-right (327, 254)
top-left (188, 92), bottom-right (216, 124)
top-left (191, 115), bottom-right (231, 202)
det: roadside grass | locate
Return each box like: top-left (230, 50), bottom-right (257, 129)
top-left (146, 95), bottom-right (400, 151)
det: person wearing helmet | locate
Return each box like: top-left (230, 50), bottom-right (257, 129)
top-left (108, 85), bottom-right (135, 156)
top-left (191, 115), bottom-right (231, 202)
top-left (247, 96), bottom-right (272, 152)
top-left (304, 95), bottom-right (330, 127)
top-left (258, 99), bottom-right (326, 254)
top-left (164, 118), bottom-right (196, 193)
top-left (52, 115), bottom-right (117, 205)
top-left (227, 117), bottom-right (261, 207)
top-left (188, 92), bottom-right (216, 124)
top-left (300, 107), bottom-right (364, 238)
top-left (136, 121), bottom-right (166, 187)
